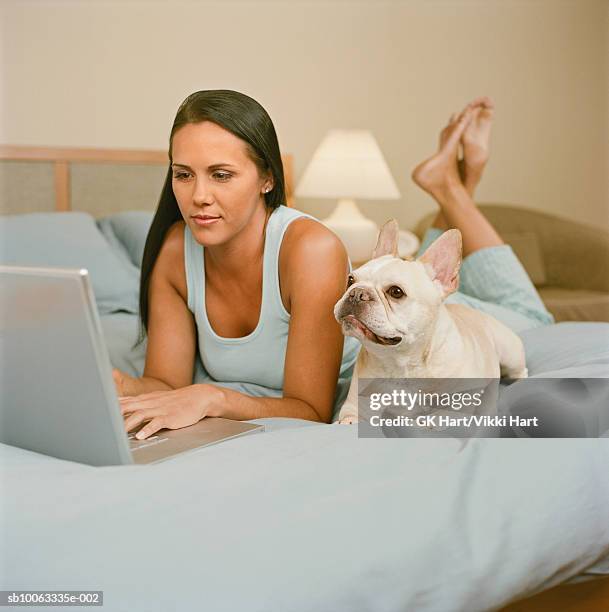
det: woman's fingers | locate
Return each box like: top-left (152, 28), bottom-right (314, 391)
top-left (124, 407), bottom-right (164, 433)
top-left (125, 410), bottom-right (164, 440)
top-left (120, 397), bottom-right (145, 415)
top-left (134, 416), bottom-right (166, 440)
top-left (120, 390), bottom-right (167, 402)
top-left (119, 385), bottom-right (211, 440)
top-left (120, 396), bottom-right (163, 415)
top-left (121, 403), bottom-right (140, 415)
top-left (119, 391), bottom-right (169, 413)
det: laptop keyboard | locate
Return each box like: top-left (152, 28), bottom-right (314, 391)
top-left (128, 433), bottom-right (169, 451)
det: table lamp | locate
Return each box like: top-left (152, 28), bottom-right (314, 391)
top-left (295, 129), bottom-right (401, 263)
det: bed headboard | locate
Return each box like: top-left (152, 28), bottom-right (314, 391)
top-left (0, 145), bottom-right (294, 217)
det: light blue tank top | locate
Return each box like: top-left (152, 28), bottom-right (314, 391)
top-left (184, 205), bottom-right (360, 417)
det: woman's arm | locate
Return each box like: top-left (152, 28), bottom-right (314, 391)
top-left (112, 369), bottom-right (174, 396)
top-left (113, 221), bottom-right (197, 397)
top-left (121, 221), bottom-right (350, 437)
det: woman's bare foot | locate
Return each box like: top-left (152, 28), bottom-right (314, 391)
top-left (413, 98), bottom-right (503, 256)
top-left (460, 96), bottom-right (494, 195)
top-left (411, 106), bottom-right (475, 200)
top-left (422, 97), bottom-right (495, 230)
top-left (437, 97), bottom-right (494, 195)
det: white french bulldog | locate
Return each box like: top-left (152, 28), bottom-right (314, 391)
top-left (335, 220), bottom-right (528, 424)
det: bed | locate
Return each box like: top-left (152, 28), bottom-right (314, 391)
top-left (1, 146), bottom-right (608, 611)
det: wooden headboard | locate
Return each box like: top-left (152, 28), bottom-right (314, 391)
top-left (0, 145), bottom-right (294, 216)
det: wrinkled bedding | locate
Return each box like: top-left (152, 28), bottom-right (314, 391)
top-left (1, 424), bottom-right (608, 612)
top-left (4, 209), bottom-right (609, 611)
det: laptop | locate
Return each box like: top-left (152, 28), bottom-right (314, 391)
top-left (0, 265), bottom-right (264, 466)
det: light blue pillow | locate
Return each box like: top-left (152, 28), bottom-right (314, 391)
top-left (0, 212), bottom-right (139, 315)
top-left (97, 211), bottom-right (154, 269)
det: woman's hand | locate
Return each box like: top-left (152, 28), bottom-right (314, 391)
top-left (119, 384), bottom-right (221, 440)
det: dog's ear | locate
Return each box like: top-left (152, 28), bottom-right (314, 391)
top-left (418, 229), bottom-right (462, 296)
top-left (372, 219), bottom-right (399, 259)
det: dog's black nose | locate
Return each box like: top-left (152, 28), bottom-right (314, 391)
top-left (348, 287), bottom-right (375, 303)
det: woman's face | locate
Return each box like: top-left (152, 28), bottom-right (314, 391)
top-left (171, 121), bottom-right (271, 245)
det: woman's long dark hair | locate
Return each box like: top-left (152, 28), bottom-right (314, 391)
top-left (134, 89), bottom-right (287, 348)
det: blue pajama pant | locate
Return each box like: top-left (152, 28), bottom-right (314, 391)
top-left (417, 228), bottom-right (554, 333)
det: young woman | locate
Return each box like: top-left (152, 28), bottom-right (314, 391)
top-left (114, 90), bottom-right (360, 439)
top-left (115, 91), bottom-right (552, 440)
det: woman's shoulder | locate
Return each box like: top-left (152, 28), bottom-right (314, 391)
top-left (282, 216), bottom-right (345, 257)
top-left (279, 215), bottom-right (349, 284)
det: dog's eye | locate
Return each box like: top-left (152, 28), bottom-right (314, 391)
top-left (347, 275), bottom-right (355, 288)
top-left (388, 286), bottom-right (405, 299)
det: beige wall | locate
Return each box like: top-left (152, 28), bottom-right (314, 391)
top-left (2, 0), bottom-right (608, 231)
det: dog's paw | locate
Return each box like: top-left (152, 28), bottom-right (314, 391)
top-left (338, 416), bottom-right (358, 425)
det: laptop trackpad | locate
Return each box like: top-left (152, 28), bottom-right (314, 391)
top-left (130, 417), bottom-right (264, 464)
top-left (128, 433), bottom-right (169, 450)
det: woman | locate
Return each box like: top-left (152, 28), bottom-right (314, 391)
top-left (115, 91), bottom-right (552, 440)
top-left (114, 90), bottom-right (360, 439)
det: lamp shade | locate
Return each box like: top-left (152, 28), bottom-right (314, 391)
top-left (295, 130), bottom-right (400, 200)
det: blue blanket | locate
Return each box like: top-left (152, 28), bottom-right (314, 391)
top-left (3, 319), bottom-right (609, 611)
top-left (2, 424), bottom-right (609, 611)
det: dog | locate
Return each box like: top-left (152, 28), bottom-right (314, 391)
top-left (335, 220), bottom-right (528, 424)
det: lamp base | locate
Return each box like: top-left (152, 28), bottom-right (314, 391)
top-left (321, 199), bottom-right (378, 263)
